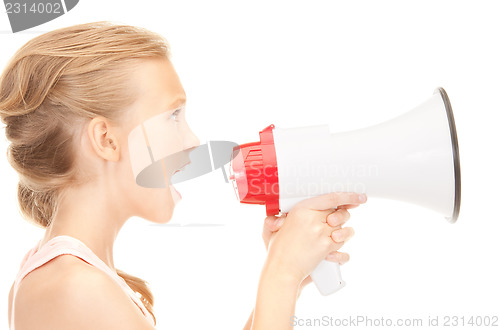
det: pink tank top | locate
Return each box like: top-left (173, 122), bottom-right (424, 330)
top-left (9, 235), bottom-right (155, 329)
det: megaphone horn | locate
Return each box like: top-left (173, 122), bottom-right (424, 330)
top-left (229, 87), bottom-right (461, 295)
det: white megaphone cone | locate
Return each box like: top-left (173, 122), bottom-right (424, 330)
top-left (229, 87), bottom-right (461, 295)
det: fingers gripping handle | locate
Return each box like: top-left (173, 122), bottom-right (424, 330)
top-left (310, 260), bottom-right (345, 295)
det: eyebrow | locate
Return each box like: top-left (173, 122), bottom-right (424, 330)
top-left (166, 96), bottom-right (187, 112)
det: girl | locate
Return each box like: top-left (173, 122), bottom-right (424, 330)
top-left (1, 22), bottom-right (366, 329)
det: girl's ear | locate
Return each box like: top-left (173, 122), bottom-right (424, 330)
top-left (87, 117), bottom-right (120, 162)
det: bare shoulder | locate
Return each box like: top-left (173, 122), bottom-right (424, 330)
top-left (12, 255), bottom-right (155, 330)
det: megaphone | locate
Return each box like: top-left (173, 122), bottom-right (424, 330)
top-left (229, 87), bottom-right (461, 295)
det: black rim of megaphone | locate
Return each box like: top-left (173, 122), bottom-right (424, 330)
top-left (435, 87), bottom-right (461, 223)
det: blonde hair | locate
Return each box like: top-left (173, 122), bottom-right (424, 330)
top-left (0, 21), bottom-right (171, 324)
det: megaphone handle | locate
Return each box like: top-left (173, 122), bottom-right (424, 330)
top-left (310, 260), bottom-right (346, 295)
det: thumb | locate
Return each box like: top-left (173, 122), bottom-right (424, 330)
top-left (264, 215), bottom-right (285, 233)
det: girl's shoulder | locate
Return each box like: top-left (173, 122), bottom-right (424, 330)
top-left (10, 254), bottom-right (154, 330)
top-left (11, 254), bottom-right (104, 327)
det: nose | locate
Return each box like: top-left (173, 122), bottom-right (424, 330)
top-left (183, 125), bottom-right (200, 150)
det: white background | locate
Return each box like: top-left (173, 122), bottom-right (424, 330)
top-left (1, 1), bottom-right (500, 329)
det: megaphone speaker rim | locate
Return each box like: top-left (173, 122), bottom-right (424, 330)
top-left (435, 87), bottom-right (461, 223)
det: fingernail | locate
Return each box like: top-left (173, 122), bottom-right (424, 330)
top-left (277, 217), bottom-right (285, 227)
top-left (358, 194), bottom-right (367, 202)
top-left (332, 231), bottom-right (343, 242)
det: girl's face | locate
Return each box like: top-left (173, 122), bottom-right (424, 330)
top-left (119, 58), bottom-right (199, 223)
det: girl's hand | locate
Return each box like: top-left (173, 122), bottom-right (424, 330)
top-left (262, 192), bottom-right (366, 285)
top-left (262, 203), bottom-right (356, 296)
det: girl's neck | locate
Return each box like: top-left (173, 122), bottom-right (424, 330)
top-left (40, 181), bottom-right (130, 271)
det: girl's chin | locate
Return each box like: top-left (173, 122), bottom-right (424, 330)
top-left (141, 187), bottom-right (178, 224)
top-left (149, 205), bottom-right (175, 224)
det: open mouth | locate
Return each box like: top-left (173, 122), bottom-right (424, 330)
top-left (170, 163), bottom-right (189, 202)
top-left (173, 162), bottom-right (190, 175)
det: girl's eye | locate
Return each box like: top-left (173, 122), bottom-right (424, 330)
top-left (170, 109), bottom-right (181, 121)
